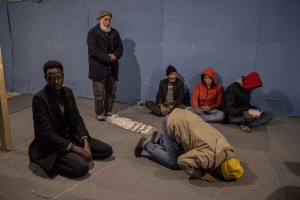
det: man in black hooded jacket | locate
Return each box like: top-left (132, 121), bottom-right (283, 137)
top-left (223, 72), bottom-right (273, 133)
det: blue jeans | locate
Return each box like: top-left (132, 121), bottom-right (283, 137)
top-left (143, 115), bottom-right (182, 169)
top-left (228, 111), bottom-right (273, 127)
top-left (186, 106), bottom-right (225, 123)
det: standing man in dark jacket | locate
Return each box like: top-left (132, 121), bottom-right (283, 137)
top-left (29, 60), bottom-right (113, 178)
top-left (87, 10), bottom-right (123, 121)
top-left (145, 65), bottom-right (185, 116)
top-left (223, 72), bottom-right (273, 133)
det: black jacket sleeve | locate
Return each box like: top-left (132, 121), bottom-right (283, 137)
top-left (223, 83), bottom-right (251, 116)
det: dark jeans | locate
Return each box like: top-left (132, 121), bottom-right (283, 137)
top-left (228, 111), bottom-right (273, 127)
top-left (145, 101), bottom-right (186, 116)
top-left (57, 138), bottom-right (113, 178)
top-left (92, 74), bottom-right (117, 116)
top-left (143, 115), bottom-right (183, 169)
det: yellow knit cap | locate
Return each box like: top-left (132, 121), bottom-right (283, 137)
top-left (221, 158), bottom-right (244, 180)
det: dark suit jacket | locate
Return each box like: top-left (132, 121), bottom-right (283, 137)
top-left (28, 85), bottom-right (90, 176)
top-left (156, 78), bottom-right (185, 108)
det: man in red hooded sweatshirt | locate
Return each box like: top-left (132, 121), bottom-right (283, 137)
top-left (223, 72), bottom-right (273, 133)
top-left (187, 67), bottom-right (224, 123)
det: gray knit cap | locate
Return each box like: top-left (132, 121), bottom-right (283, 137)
top-left (97, 10), bottom-right (112, 20)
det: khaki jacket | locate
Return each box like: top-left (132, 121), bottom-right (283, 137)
top-left (167, 109), bottom-right (234, 178)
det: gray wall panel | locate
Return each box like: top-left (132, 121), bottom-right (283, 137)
top-left (0, 0), bottom-right (299, 115)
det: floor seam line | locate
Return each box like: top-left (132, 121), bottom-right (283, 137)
top-left (52, 159), bottom-right (121, 199)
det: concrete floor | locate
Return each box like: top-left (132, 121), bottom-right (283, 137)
top-left (0, 94), bottom-right (300, 200)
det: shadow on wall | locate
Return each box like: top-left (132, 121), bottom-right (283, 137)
top-left (145, 70), bottom-right (162, 102)
top-left (117, 39), bottom-right (141, 104)
top-left (177, 73), bottom-right (191, 106)
top-left (253, 89), bottom-right (293, 115)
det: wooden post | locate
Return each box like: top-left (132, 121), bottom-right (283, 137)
top-left (0, 47), bottom-right (13, 151)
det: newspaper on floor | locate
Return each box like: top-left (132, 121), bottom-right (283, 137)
top-left (107, 114), bottom-right (157, 135)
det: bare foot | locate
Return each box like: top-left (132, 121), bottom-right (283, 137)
top-left (240, 125), bottom-right (250, 133)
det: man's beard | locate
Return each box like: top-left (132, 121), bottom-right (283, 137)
top-left (100, 24), bottom-right (111, 33)
top-left (169, 77), bottom-right (176, 83)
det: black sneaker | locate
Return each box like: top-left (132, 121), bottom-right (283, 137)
top-left (134, 137), bottom-right (147, 157)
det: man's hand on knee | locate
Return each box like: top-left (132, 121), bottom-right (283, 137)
top-left (70, 144), bottom-right (92, 162)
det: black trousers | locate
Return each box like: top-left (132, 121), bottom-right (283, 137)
top-left (57, 138), bottom-right (113, 178)
top-left (92, 75), bottom-right (117, 116)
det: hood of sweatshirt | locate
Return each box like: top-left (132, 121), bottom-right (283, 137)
top-left (201, 67), bottom-right (217, 87)
top-left (242, 72), bottom-right (262, 89)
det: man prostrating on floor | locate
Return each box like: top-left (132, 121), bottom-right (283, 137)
top-left (134, 109), bottom-right (244, 183)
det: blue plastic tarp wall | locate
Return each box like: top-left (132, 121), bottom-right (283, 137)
top-left (0, 0), bottom-right (299, 116)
